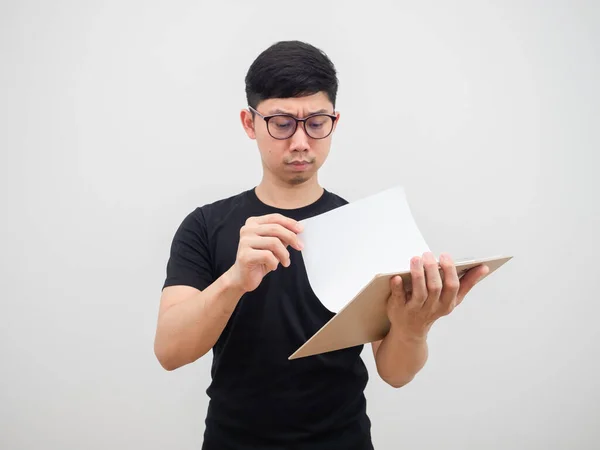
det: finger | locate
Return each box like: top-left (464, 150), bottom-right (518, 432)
top-left (438, 253), bottom-right (460, 311)
top-left (409, 256), bottom-right (427, 306)
top-left (390, 275), bottom-right (407, 305)
top-left (245, 236), bottom-right (291, 267)
top-left (422, 252), bottom-right (443, 310)
top-left (456, 264), bottom-right (490, 305)
top-left (253, 223), bottom-right (303, 251)
top-left (252, 249), bottom-right (280, 272)
top-left (251, 213), bottom-right (304, 234)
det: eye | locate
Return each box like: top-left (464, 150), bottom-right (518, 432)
top-left (307, 117), bottom-right (326, 129)
top-left (271, 117), bottom-right (294, 129)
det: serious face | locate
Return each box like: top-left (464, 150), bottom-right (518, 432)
top-left (241, 92), bottom-right (340, 186)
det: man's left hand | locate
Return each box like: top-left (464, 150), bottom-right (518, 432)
top-left (386, 252), bottom-right (490, 341)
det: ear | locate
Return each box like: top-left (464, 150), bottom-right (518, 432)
top-left (332, 111), bottom-right (341, 133)
top-left (240, 109), bottom-right (256, 140)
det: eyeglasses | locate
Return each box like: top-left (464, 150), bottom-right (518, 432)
top-left (248, 106), bottom-right (337, 140)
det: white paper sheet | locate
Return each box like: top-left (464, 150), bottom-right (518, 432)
top-left (298, 186), bottom-right (431, 313)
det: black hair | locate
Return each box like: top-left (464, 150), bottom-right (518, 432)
top-left (245, 40), bottom-right (338, 110)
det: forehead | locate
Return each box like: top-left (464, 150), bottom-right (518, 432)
top-left (257, 92), bottom-right (333, 116)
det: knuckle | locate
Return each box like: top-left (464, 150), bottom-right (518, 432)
top-left (411, 270), bottom-right (424, 280)
top-left (261, 224), bottom-right (275, 236)
top-left (427, 281), bottom-right (442, 294)
top-left (267, 237), bottom-right (280, 249)
top-left (446, 280), bottom-right (460, 291)
top-left (240, 222), bottom-right (255, 235)
top-left (270, 240), bottom-right (286, 257)
top-left (279, 226), bottom-right (292, 241)
top-left (415, 292), bottom-right (427, 303)
top-left (407, 302), bottom-right (420, 313)
top-left (423, 261), bottom-right (438, 270)
top-left (441, 261), bottom-right (454, 272)
top-left (238, 250), bottom-right (249, 264)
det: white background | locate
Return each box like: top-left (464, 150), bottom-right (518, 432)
top-left (1, 1), bottom-right (599, 449)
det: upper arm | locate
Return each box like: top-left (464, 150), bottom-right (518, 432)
top-left (158, 208), bottom-right (215, 321)
top-left (162, 208), bottom-right (215, 293)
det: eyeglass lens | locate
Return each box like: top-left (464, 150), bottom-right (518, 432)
top-left (268, 115), bottom-right (333, 139)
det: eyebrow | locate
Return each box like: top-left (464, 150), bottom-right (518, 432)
top-left (267, 108), bottom-right (331, 116)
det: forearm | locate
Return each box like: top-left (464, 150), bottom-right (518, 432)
top-left (154, 269), bottom-right (245, 370)
top-left (374, 324), bottom-right (429, 388)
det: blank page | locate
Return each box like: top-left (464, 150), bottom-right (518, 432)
top-left (299, 186), bottom-right (431, 313)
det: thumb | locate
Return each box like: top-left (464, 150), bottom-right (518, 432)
top-left (390, 275), bottom-right (407, 303)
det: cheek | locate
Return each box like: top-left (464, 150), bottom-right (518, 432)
top-left (315, 144), bottom-right (331, 168)
top-left (314, 141), bottom-right (331, 157)
top-left (256, 139), bottom-right (283, 164)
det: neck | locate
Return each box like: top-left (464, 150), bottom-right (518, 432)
top-left (255, 175), bottom-right (324, 210)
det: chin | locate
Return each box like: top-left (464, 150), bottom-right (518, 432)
top-left (288, 175), bottom-right (310, 185)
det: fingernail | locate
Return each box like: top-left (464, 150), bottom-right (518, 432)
top-left (298, 240), bottom-right (304, 250)
top-left (297, 222), bottom-right (304, 232)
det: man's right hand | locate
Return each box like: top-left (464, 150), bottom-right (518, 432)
top-left (227, 214), bottom-right (304, 293)
top-left (156, 213), bottom-right (304, 370)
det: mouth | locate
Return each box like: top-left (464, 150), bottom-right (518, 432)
top-left (286, 160), bottom-right (313, 171)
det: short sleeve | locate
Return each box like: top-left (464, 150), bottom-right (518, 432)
top-left (163, 208), bottom-right (215, 291)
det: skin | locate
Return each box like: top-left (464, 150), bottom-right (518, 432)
top-left (239, 92), bottom-right (339, 209)
top-left (154, 91), bottom-right (489, 389)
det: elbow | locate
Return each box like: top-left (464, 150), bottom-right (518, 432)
top-left (153, 337), bottom-right (187, 371)
top-left (154, 343), bottom-right (179, 371)
top-left (153, 335), bottom-right (209, 371)
top-left (157, 357), bottom-right (181, 372)
top-left (385, 376), bottom-right (414, 389)
top-left (377, 369), bottom-right (416, 389)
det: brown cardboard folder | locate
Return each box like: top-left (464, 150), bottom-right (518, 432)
top-left (289, 255), bottom-right (512, 360)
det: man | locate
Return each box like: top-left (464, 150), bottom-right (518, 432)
top-left (154, 40), bottom-right (489, 449)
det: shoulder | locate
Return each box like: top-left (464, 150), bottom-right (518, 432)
top-left (204, 189), bottom-right (251, 212)
top-left (173, 190), bottom-right (250, 234)
top-left (321, 189), bottom-right (349, 212)
top-left (188, 189), bottom-right (252, 223)
top-left (178, 189), bottom-right (266, 249)
top-left (324, 189), bottom-right (349, 207)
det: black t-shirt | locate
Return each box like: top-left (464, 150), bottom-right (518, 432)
top-left (163, 187), bottom-right (373, 450)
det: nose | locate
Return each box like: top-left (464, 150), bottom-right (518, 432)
top-left (289, 123), bottom-right (310, 151)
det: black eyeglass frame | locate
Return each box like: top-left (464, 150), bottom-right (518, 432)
top-left (248, 105), bottom-right (338, 140)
